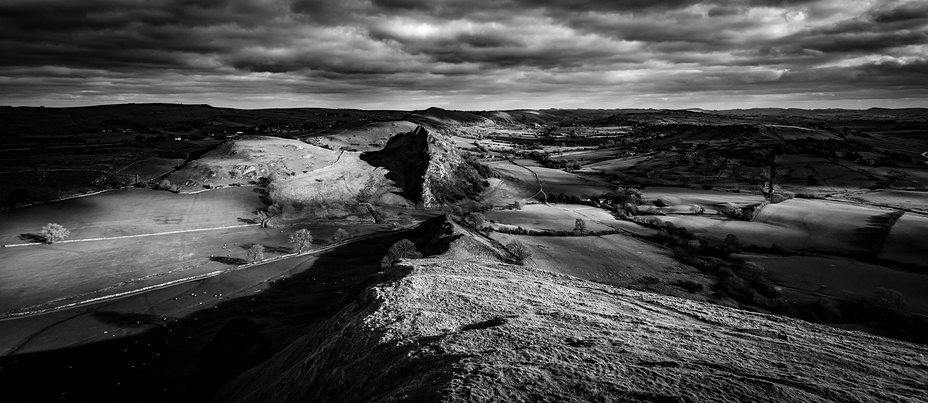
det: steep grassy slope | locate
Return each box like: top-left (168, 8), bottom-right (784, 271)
top-left (219, 255), bottom-right (928, 402)
top-left (166, 135), bottom-right (340, 188)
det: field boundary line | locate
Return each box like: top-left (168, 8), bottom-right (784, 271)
top-left (178, 184), bottom-right (257, 195)
top-left (1, 270), bottom-right (225, 320)
top-left (3, 223), bottom-right (258, 248)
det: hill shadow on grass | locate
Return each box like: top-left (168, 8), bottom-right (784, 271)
top-left (210, 256), bottom-right (248, 265)
top-left (0, 216), bottom-right (448, 403)
top-left (93, 311), bottom-right (166, 328)
top-left (18, 233), bottom-right (46, 243)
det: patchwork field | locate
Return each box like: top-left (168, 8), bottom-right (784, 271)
top-left (548, 148), bottom-right (621, 163)
top-left (485, 160), bottom-right (613, 199)
top-left (447, 134), bottom-right (516, 154)
top-left (585, 154), bottom-right (654, 172)
top-left (640, 186), bottom-right (765, 209)
top-left (776, 154), bottom-right (875, 191)
top-left (637, 198), bottom-right (894, 254)
top-left (491, 232), bottom-right (706, 291)
top-left (486, 204), bottom-right (619, 233)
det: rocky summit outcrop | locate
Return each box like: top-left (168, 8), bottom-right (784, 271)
top-left (360, 126), bottom-right (432, 204)
top-left (361, 126), bottom-right (490, 207)
top-left (218, 256), bottom-right (928, 402)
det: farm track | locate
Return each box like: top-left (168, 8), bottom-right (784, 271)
top-left (508, 158), bottom-right (549, 205)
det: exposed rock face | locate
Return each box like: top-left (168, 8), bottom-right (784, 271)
top-left (361, 126), bottom-right (432, 205)
top-left (361, 125), bottom-right (487, 207)
top-left (218, 257), bottom-right (928, 402)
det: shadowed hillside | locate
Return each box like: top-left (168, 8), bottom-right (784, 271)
top-left (219, 243), bottom-right (928, 402)
top-left (360, 126), bottom-right (431, 204)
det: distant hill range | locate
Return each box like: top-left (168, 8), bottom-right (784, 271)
top-left (2, 103), bottom-right (926, 139)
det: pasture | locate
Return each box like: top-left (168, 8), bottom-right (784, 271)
top-left (640, 186), bottom-right (765, 209)
top-left (270, 151), bottom-right (410, 217)
top-left (311, 120), bottom-right (417, 152)
top-left (485, 160), bottom-right (613, 199)
top-left (167, 136), bottom-right (340, 188)
top-left (486, 204), bottom-right (619, 233)
top-left (117, 158), bottom-right (182, 181)
top-left (636, 198), bottom-right (895, 254)
top-left (0, 186), bottom-right (263, 245)
top-left (0, 220), bottom-right (392, 316)
top-left (776, 154), bottom-right (874, 191)
top-left (548, 148), bottom-right (622, 163)
top-left (0, 223), bottom-right (413, 389)
top-left (491, 232), bottom-right (706, 291)
top-left (880, 213), bottom-right (928, 268)
top-left (585, 154), bottom-right (654, 172)
top-left (844, 190), bottom-right (928, 213)
top-left (742, 254), bottom-right (928, 315)
top-left (447, 134), bottom-right (516, 154)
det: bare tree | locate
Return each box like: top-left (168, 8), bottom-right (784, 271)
top-left (381, 239), bottom-right (421, 268)
top-left (253, 203), bottom-right (283, 228)
top-left (506, 241), bottom-right (531, 264)
top-left (332, 228), bottom-right (350, 244)
top-left (254, 210), bottom-right (270, 228)
top-left (289, 229), bottom-right (313, 253)
top-left (464, 212), bottom-right (486, 229)
top-left (247, 244), bottom-right (265, 264)
top-left (41, 223), bottom-right (70, 244)
top-left (574, 218), bottom-right (586, 234)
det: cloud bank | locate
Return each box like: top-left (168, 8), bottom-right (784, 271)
top-left (1, 0), bottom-right (925, 109)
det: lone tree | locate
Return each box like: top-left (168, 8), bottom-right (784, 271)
top-left (289, 229), bottom-right (313, 253)
top-left (464, 212), bottom-right (486, 229)
top-left (41, 223), bottom-right (70, 244)
top-left (513, 200), bottom-right (524, 210)
top-left (247, 244), bottom-right (265, 264)
top-left (254, 210), bottom-right (269, 227)
top-left (332, 228), bottom-right (350, 244)
top-left (381, 239), bottom-right (421, 268)
top-left (158, 179), bottom-right (179, 193)
top-left (506, 240), bottom-right (531, 264)
top-left (574, 218), bottom-right (587, 234)
top-left (872, 287), bottom-right (908, 311)
top-left (254, 204), bottom-right (282, 228)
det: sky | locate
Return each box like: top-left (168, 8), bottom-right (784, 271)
top-left (0, 0), bottom-right (926, 110)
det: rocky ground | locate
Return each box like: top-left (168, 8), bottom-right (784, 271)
top-left (219, 253), bottom-right (928, 402)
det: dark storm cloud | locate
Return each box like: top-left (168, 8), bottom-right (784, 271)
top-left (0, 0), bottom-right (925, 108)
